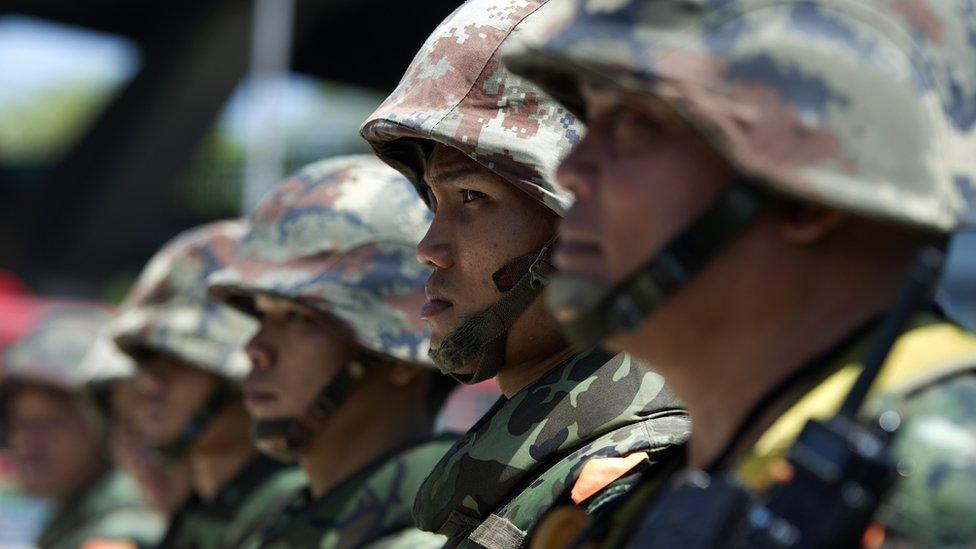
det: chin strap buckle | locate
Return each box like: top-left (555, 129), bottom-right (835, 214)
top-left (529, 246), bottom-right (557, 289)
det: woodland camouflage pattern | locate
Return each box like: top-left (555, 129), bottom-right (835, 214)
top-left (504, 0), bottom-right (976, 231)
top-left (879, 370), bottom-right (976, 546)
top-left (360, 0), bottom-right (583, 216)
top-left (36, 471), bottom-right (165, 549)
top-left (413, 350), bottom-right (689, 546)
top-left (110, 220), bottom-right (255, 380)
top-left (207, 155), bottom-right (433, 365)
top-left (242, 436), bottom-right (456, 549)
top-left (2, 303), bottom-right (110, 392)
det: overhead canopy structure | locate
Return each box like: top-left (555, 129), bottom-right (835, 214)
top-left (0, 0), bottom-right (458, 293)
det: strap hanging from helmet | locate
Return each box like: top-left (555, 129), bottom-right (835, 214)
top-left (428, 238), bottom-right (557, 384)
top-left (157, 382), bottom-right (237, 459)
top-left (250, 352), bottom-right (376, 460)
top-left (550, 183), bottom-right (765, 350)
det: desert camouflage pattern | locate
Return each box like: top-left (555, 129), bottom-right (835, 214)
top-left (413, 349), bottom-right (689, 546)
top-left (109, 220), bottom-right (255, 380)
top-left (2, 303), bottom-right (111, 392)
top-left (360, 0), bottom-right (583, 217)
top-left (504, 0), bottom-right (976, 232)
top-left (77, 331), bottom-right (136, 387)
top-left (243, 436), bottom-right (456, 549)
top-left (207, 155), bottom-right (434, 366)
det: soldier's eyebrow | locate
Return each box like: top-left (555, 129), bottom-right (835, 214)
top-left (425, 164), bottom-right (483, 188)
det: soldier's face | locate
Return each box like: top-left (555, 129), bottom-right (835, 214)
top-left (418, 145), bottom-right (563, 373)
top-left (555, 84), bottom-right (736, 339)
top-left (243, 294), bottom-right (356, 420)
top-left (132, 354), bottom-right (221, 446)
top-left (6, 385), bottom-right (103, 500)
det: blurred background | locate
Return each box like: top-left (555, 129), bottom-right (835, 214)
top-left (0, 0), bottom-right (974, 546)
top-left (0, 1), bottom-right (485, 545)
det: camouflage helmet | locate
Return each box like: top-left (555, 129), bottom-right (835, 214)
top-left (78, 333), bottom-right (136, 388)
top-left (109, 220), bottom-right (255, 382)
top-left (2, 303), bottom-right (112, 393)
top-left (360, 0), bottom-right (584, 217)
top-left (504, 0), bottom-right (976, 232)
top-left (207, 155), bottom-right (434, 366)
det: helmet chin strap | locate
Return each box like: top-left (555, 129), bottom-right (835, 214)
top-left (428, 237), bottom-right (557, 385)
top-left (250, 353), bottom-right (374, 461)
top-left (548, 183), bottom-right (766, 350)
top-left (156, 382), bottom-right (237, 460)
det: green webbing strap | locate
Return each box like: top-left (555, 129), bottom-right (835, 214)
top-left (158, 383), bottom-right (236, 459)
top-left (251, 352), bottom-right (374, 459)
top-left (560, 184), bottom-right (764, 350)
top-left (429, 242), bottom-right (556, 384)
top-left (308, 353), bottom-right (373, 420)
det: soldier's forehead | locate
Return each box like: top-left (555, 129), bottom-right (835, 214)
top-left (425, 146), bottom-right (491, 189)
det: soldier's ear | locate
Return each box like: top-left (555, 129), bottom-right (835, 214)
top-left (772, 201), bottom-right (848, 246)
top-left (387, 361), bottom-right (423, 386)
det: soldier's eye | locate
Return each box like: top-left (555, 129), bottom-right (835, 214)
top-left (285, 310), bottom-right (316, 325)
top-left (612, 106), bottom-right (662, 133)
top-left (462, 189), bottom-right (487, 203)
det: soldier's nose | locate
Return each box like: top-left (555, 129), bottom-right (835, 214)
top-left (245, 333), bottom-right (276, 373)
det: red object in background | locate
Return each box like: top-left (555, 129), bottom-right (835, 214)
top-left (439, 379), bottom-right (502, 433)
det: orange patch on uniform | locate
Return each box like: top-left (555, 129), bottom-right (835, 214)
top-left (82, 540), bottom-right (137, 549)
top-left (570, 452), bottom-right (649, 504)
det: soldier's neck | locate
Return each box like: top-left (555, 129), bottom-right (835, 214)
top-left (189, 442), bottom-right (256, 503)
top-left (187, 402), bottom-right (257, 502)
top-left (496, 345), bottom-right (575, 398)
top-left (677, 282), bottom-right (901, 471)
top-left (300, 389), bottom-right (435, 499)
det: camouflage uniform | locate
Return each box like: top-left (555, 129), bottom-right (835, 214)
top-left (109, 221), bottom-right (305, 549)
top-left (503, 0), bottom-right (976, 546)
top-left (0, 304), bottom-right (165, 549)
top-left (361, 2), bottom-right (690, 546)
top-left (208, 156), bottom-right (454, 548)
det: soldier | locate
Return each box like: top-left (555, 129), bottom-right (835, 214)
top-left (206, 155), bottom-right (457, 548)
top-left (504, 0), bottom-right (976, 545)
top-left (0, 304), bottom-right (164, 549)
top-left (80, 334), bottom-right (193, 519)
top-left (360, 1), bottom-right (690, 546)
top-left (108, 220), bottom-right (306, 548)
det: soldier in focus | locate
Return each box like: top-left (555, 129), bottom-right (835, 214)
top-left (108, 220), bottom-right (306, 548)
top-left (206, 155), bottom-right (457, 548)
top-left (360, 1), bottom-right (689, 546)
top-left (504, 0), bottom-right (976, 545)
top-left (80, 335), bottom-right (193, 519)
top-left (0, 304), bottom-right (165, 549)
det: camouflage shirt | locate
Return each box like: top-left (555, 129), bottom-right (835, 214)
top-left (566, 317), bottom-right (976, 548)
top-left (158, 454), bottom-right (305, 549)
top-left (243, 436), bottom-right (456, 549)
top-left (37, 469), bottom-right (165, 549)
top-left (413, 349), bottom-right (689, 548)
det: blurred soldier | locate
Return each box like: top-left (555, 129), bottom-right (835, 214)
top-left (207, 155), bottom-right (457, 548)
top-left (80, 335), bottom-right (193, 519)
top-left (505, 0), bottom-right (976, 545)
top-left (0, 304), bottom-right (164, 549)
top-left (109, 221), bottom-right (306, 549)
top-left (360, 1), bottom-right (689, 546)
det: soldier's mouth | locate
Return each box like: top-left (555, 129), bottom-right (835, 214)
top-left (243, 389), bottom-right (278, 410)
top-left (554, 240), bottom-right (603, 275)
top-left (421, 299), bottom-right (453, 319)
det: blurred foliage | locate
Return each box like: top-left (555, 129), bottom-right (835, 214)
top-left (0, 79), bottom-right (117, 164)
